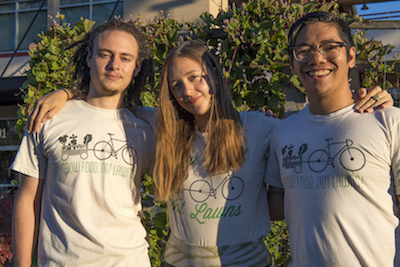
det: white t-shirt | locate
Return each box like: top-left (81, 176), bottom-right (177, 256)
top-left (265, 104), bottom-right (400, 266)
top-left (137, 107), bottom-right (279, 266)
top-left (11, 99), bottom-right (155, 267)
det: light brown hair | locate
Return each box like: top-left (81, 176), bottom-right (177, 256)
top-left (154, 42), bottom-right (245, 201)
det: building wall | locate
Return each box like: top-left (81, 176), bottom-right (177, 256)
top-left (124, 0), bottom-right (228, 22)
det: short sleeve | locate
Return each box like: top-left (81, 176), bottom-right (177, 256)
top-left (264, 130), bottom-right (284, 188)
top-left (10, 131), bottom-right (46, 179)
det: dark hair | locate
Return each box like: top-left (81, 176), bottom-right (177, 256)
top-left (67, 18), bottom-right (154, 106)
top-left (287, 12), bottom-right (354, 61)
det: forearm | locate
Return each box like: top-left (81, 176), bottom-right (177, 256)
top-left (268, 185), bottom-right (285, 221)
top-left (12, 176), bottom-right (43, 267)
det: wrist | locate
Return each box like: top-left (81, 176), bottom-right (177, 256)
top-left (61, 88), bottom-right (70, 100)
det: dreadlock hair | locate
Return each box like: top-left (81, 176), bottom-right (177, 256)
top-left (154, 41), bottom-right (245, 201)
top-left (67, 18), bottom-right (154, 106)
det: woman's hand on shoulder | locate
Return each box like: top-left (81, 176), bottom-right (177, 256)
top-left (354, 86), bottom-right (394, 113)
top-left (28, 89), bottom-right (71, 133)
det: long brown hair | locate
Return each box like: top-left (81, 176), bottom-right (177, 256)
top-left (154, 42), bottom-right (245, 201)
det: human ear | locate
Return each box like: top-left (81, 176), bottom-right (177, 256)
top-left (133, 62), bottom-right (142, 77)
top-left (86, 50), bottom-right (92, 68)
top-left (290, 59), bottom-right (296, 75)
top-left (348, 47), bottom-right (356, 69)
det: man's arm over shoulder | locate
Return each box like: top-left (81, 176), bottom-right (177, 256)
top-left (12, 175), bottom-right (44, 267)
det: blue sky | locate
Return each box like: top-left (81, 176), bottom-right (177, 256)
top-left (355, 0), bottom-right (400, 20)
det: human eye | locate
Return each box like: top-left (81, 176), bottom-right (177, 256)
top-left (189, 74), bottom-right (200, 82)
top-left (170, 81), bottom-right (181, 91)
top-left (295, 46), bottom-right (311, 56)
top-left (98, 52), bottom-right (111, 58)
top-left (322, 43), bottom-right (340, 53)
top-left (121, 56), bottom-right (132, 62)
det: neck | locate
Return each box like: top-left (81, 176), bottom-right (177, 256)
top-left (308, 88), bottom-right (354, 115)
top-left (195, 119), bottom-right (208, 132)
top-left (194, 113), bottom-right (209, 133)
top-left (84, 86), bottom-right (125, 109)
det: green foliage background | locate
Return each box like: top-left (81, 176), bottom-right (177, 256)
top-left (14, 1), bottom-right (397, 266)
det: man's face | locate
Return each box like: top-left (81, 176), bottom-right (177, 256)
top-left (291, 22), bottom-right (356, 101)
top-left (87, 30), bottom-right (139, 99)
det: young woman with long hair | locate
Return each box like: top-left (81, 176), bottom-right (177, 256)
top-left (146, 41), bottom-right (277, 266)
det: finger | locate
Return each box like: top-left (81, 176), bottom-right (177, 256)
top-left (265, 110), bottom-right (273, 117)
top-left (354, 88), bottom-right (368, 111)
top-left (368, 93), bottom-right (393, 110)
top-left (27, 102), bottom-right (40, 133)
top-left (354, 86), bottom-right (384, 112)
top-left (357, 90), bottom-right (393, 113)
top-left (34, 103), bottom-right (60, 133)
top-left (357, 88), bottom-right (367, 99)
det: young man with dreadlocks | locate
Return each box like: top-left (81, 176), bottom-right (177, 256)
top-left (11, 19), bottom-right (155, 266)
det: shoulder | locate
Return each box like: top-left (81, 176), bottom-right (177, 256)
top-left (136, 106), bottom-right (157, 131)
top-left (269, 109), bottom-right (305, 137)
top-left (377, 106), bottom-right (400, 116)
top-left (239, 111), bottom-right (280, 129)
top-left (371, 106), bottom-right (400, 125)
top-left (123, 108), bottom-right (155, 132)
top-left (238, 111), bottom-right (280, 142)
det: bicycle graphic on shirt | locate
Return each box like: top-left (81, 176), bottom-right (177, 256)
top-left (307, 138), bottom-right (366, 173)
top-left (93, 133), bottom-right (137, 166)
top-left (186, 171), bottom-right (244, 202)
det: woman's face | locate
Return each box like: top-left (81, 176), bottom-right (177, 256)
top-left (168, 56), bottom-right (212, 125)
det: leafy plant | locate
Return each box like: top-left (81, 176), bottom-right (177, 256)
top-left (14, 1), bottom-right (397, 266)
top-left (15, 14), bottom-right (95, 136)
top-left (0, 192), bottom-right (15, 265)
top-left (353, 29), bottom-right (397, 89)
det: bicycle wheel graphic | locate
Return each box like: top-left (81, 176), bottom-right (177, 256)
top-left (340, 147), bottom-right (365, 171)
top-left (308, 150), bottom-right (329, 172)
top-left (189, 180), bottom-right (211, 202)
top-left (93, 141), bottom-right (112, 160)
top-left (221, 176), bottom-right (244, 200)
top-left (122, 146), bottom-right (137, 166)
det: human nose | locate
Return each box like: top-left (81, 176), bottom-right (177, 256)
top-left (308, 46), bottom-right (326, 64)
top-left (182, 81), bottom-right (195, 97)
top-left (106, 56), bottom-right (120, 70)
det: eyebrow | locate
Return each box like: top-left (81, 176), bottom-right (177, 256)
top-left (295, 39), bottom-right (342, 46)
top-left (97, 49), bottom-right (135, 58)
top-left (169, 69), bottom-right (201, 83)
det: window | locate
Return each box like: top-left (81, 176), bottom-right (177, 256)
top-left (60, 0), bottom-right (123, 28)
top-left (0, 0), bottom-right (48, 53)
top-left (0, 0), bottom-right (123, 53)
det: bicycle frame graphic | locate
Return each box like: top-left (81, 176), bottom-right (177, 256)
top-left (308, 138), bottom-right (365, 173)
top-left (186, 171), bottom-right (244, 202)
top-left (93, 133), bottom-right (137, 166)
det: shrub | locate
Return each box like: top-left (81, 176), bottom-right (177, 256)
top-left (14, 1), bottom-right (397, 266)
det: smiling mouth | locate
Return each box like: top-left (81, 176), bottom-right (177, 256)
top-left (187, 96), bottom-right (200, 104)
top-left (308, 70), bottom-right (331, 77)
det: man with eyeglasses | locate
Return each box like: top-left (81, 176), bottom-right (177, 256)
top-left (265, 12), bottom-right (400, 266)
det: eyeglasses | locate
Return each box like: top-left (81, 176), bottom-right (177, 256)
top-left (291, 42), bottom-right (347, 62)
